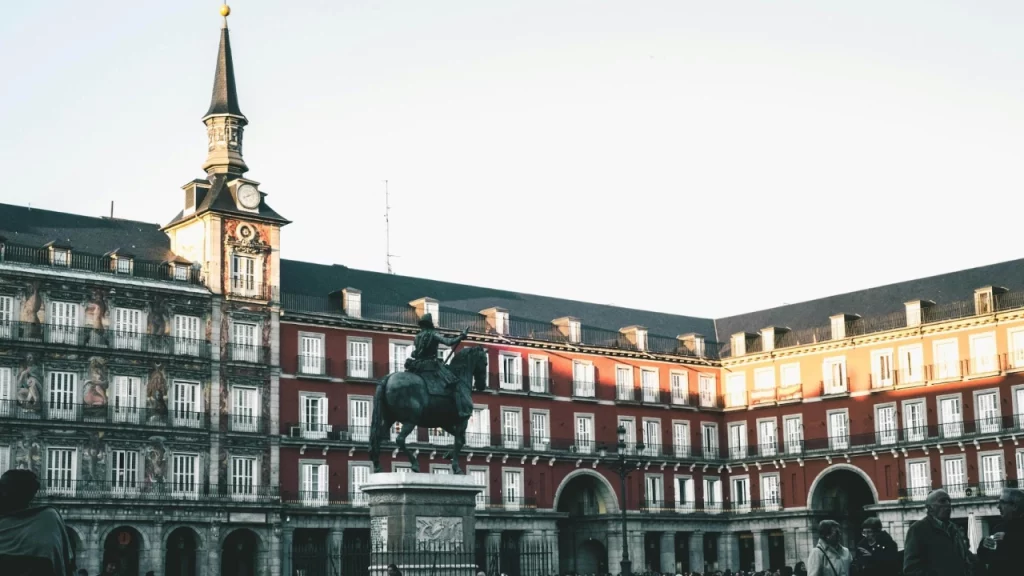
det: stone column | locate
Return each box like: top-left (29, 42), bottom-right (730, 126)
top-left (784, 528), bottom-right (800, 567)
top-left (659, 532), bottom-right (676, 573)
top-left (329, 528), bottom-right (344, 576)
top-left (486, 530), bottom-right (502, 575)
top-left (86, 521), bottom-right (103, 576)
top-left (968, 515), bottom-right (984, 552)
top-left (719, 532), bottom-right (741, 572)
top-left (753, 530), bottom-right (770, 571)
top-left (281, 527), bottom-right (294, 576)
top-left (688, 531), bottom-right (704, 574)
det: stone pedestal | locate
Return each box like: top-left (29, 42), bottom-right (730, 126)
top-left (361, 472), bottom-right (482, 576)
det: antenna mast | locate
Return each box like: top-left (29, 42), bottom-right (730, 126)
top-left (385, 180), bottom-right (396, 274)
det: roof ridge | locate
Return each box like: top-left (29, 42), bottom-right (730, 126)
top-left (0, 202), bottom-right (161, 228)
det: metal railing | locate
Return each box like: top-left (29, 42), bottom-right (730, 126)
top-left (0, 399), bottom-right (209, 429)
top-left (0, 241), bottom-right (203, 285)
top-left (0, 321), bottom-right (211, 358)
top-left (228, 344), bottom-right (269, 364)
top-left (35, 479), bottom-right (278, 503)
top-left (227, 279), bottom-right (277, 301)
top-left (296, 354), bottom-right (329, 377)
top-left (640, 497), bottom-right (784, 514)
top-left (898, 480), bottom-right (1022, 502)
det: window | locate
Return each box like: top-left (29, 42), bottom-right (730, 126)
top-left (0, 295), bottom-right (12, 339)
top-left (698, 374), bottom-right (717, 407)
top-left (674, 476), bottom-right (695, 511)
top-left (112, 375), bottom-right (141, 424)
top-left (728, 423), bottom-right (747, 459)
top-left (780, 364), bottom-right (800, 387)
top-left (172, 380), bottom-right (202, 428)
top-left (528, 356), bottom-right (548, 393)
top-left (48, 372), bottom-right (77, 421)
top-left (113, 308), bottom-right (143, 351)
top-left (822, 357), bottom-right (847, 394)
top-left (350, 463), bottom-right (371, 506)
top-left (754, 368), bottom-right (775, 390)
top-left (670, 372), bottom-right (688, 405)
top-left (350, 397), bottom-right (372, 442)
top-left (231, 254), bottom-right (256, 294)
top-left (390, 341), bottom-right (413, 373)
top-left (300, 334), bottom-right (325, 376)
top-left (903, 400), bottom-right (926, 443)
top-left (643, 419), bottom-right (662, 456)
top-left (173, 264), bottom-right (190, 282)
top-left (828, 410), bottom-right (849, 450)
top-left (943, 456), bottom-right (966, 498)
top-left (979, 452), bottom-right (1004, 496)
top-left (114, 256), bottom-right (133, 275)
top-left (731, 476), bottom-right (751, 512)
top-left (784, 415), bottom-right (803, 454)
top-left (976, 391), bottom-right (1000, 434)
top-left (726, 373), bottom-right (746, 407)
top-left (876, 405), bottom-right (897, 446)
top-left (760, 473), bottom-right (781, 511)
top-left (232, 322), bottom-right (259, 363)
top-left (702, 423), bottom-right (718, 458)
top-left (939, 396), bottom-right (963, 439)
top-left (757, 419), bottom-right (777, 457)
top-left (301, 461), bottom-right (328, 506)
top-left (503, 469), bottom-right (524, 510)
top-left (467, 406), bottom-right (490, 448)
top-left (615, 366), bottom-right (633, 401)
top-left (1018, 450), bottom-right (1024, 485)
top-left (872, 349), bottom-right (893, 388)
top-left (344, 291), bottom-right (362, 318)
top-left (501, 409), bottom-right (521, 448)
top-left (970, 333), bottom-right (997, 374)
top-left (0, 446), bottom-right (9, 475)
top-left (300, 394), bottom-right (328, 439)
top-left (1017, 387), bottom-right (1024, 429)
top-left (172, 453), bottom-right (199, 499)
top-left (173, 315), bottom-right (201, 356)
top-left (933, 340), bottom-right (960, 380)
top-left (645, 474), bottom-right (665, 509)
top-left (0, 367), bottom-right (11, 417)
top-left (51, 248), bottom-right (69, 267)
top-left (499, 353), bottom-right (521, 390)
top-left (347, 338), bottom-right (372, 379)
top-left (429, 427), bottom-right (454, 446)
top-left (672, 421), bottom-right (690, 457)
top-left (575, 414), bottom-right (594, 454)
top-left (470, 468), bottom-right (488, 509)
top-left (110, 450), bottom-right (138, 494)
top-left (703, 477), bottom-right (722, 512)
top-left (231, 456), bottom-right (258, 501)
top-left (907, 460), bottom-right (930, 501)
top-left (618, 417), bottom-right (636, 455)
top-left (231, 387), bottom-right (259, 432)
top-left (48, 301), bottom-right (79, 345)
top-left (573, 362), bottom-right (595, 397)
top-left (46, 448), bottom-right (76, 496)
top-left (1010, 329), bottom-right (1024, 369)
top-left (568, 321), bottom-right (580, 344)
top-left (641, 369), bottom-right (659, 403)
top-left (530, 410), bottom-right (550, 451)
top-left (899, 345), bottom-right (925, 385)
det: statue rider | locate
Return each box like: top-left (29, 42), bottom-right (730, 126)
top-left (404, 314), bottom-right (473, 418)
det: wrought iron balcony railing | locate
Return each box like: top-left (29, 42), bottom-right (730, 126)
top-left (0, 321), bottom-right (211, 358)
top-left (35, 479), bottom-right (279, 503)
top-left (0, 241), bottom-right (203, 285)
top-left (0, 399), bottom-right (209, 430)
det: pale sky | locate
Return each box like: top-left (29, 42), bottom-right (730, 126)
top-left (2, 1), bottom-right (1023, 320)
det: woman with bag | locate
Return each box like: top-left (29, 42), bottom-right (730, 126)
top-left (806, 520), bottom-right (853, 576)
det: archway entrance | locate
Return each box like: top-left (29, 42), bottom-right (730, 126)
top-left (292, 529), bottom-right (329, 576)
top-left (554, 471), bottom-right (617, 575)
top-left (577, 539), bottom-right (608, 575)
top-left (810, 467), bottom-right (877, 548)
top-left (165, 527), bottom-right (199, 576)
top-left (103, 527), bottom-right (143, 576)
top-left (222, 529), bottom-right (260, 576)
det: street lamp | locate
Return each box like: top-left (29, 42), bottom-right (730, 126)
top-left (610, 424), bottom-right (644, 576)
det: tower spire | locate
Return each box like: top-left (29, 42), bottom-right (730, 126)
top-left (202, 3), bottom-right (249, 176)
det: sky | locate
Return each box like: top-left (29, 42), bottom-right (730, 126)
top-left (2, 1), bottom-right (1024, 320)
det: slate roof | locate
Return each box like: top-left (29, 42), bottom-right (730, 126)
top-left (279, 259), bottom-right (717, 339)
top-left (715, 258), bottom-right (1024, 338)
top-left (205, 25), bottom-right (243, 118)
top-left (0, 203), bottom-right (174, 262)
top-left (163, 174), bottom-right (290, 228)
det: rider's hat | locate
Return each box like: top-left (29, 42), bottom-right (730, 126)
top-left (418, 313), bottom-right (435, 329)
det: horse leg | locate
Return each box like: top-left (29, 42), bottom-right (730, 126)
top-left (370, 416), bottom-right (394, 473)
top-left (448, 422), bottom-right (466, 475)
top-left (396, 421), bottom-right (419, 473)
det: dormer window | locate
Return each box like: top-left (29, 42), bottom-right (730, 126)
top-left (113, 256), bottom-right (133, 275)
top-left (343, 288), bottom-right (362, 318)
top-left (173, 264), bottom-right (191, 282)
top-left (424, 301), bottom-right (439, 322)
top-left (568, 320), bottom-right (580, 344)
top-left (50, 247), bottom-right (70, 267)
top-left (975, 287), bottom-right (1006, 316)
top-left (495, 311), bottom-right (508, 335)
top-left (184, 188), bottom-right (196, 214)
top-left (731, 333), bottom-right (747, 357)
top-left (620, 326), bottom-right (648, 352)
top-left (830, 315), bottom-right (846, 339)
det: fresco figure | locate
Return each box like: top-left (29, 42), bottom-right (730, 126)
top-left (146, 362), bottom-right (168, 423)
top-left (84, 289), bottom-right (108, 347)
top-left (82, 357), bottom-right (109, 419)
top-left (16, 353), bottom-right (42, 412)
top-left (19, 281), bottom-right (42, 339)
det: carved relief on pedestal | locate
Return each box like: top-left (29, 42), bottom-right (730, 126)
top-left (415, 517), bottom-right (462, 549)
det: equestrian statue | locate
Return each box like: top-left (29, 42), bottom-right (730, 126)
top-left (369, 313), bottom-right (489, 474)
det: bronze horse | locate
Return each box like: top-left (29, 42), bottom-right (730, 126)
top-left (368, 346), bottom-right (489, 474)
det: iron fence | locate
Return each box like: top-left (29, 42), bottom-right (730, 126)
top-left (0, 241), bottom-right (203, 285)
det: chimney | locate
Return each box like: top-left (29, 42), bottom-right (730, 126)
top-left (974, 286), bottom-right (1007, 316)
top-left (553, 316), bottom-right (581, 344)
top-left (620, 326), bottom-right (648, 352)
top-left (342, 288), bottom-right (362, 318)
top-left (678, 333), bottom-right (705, 358)
top-left (904, 300), bottom-right (933, 327)
top-left (829, 314), bottom-right (860, 340)
top-left (480, 307), bottom-right (509, 335)
top-left (760, 327), bottom-right (789, 352)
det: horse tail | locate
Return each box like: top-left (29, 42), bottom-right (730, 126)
top-left (369, 376), bottom-right (388, 462)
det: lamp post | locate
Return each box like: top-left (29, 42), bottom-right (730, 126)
top-left (607, 424), bottom-right (644, 576)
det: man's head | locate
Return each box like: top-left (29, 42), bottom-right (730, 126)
top-left (0, 469), bottom-right (40, 512)
top-left (387, 564), bottom-right (401, 576)
top-left (997, 487), bottom-right (1024, 520)
top-left (818, 519), bottom-right (841, 546)
top-left (925, 489), bottom-right (952, 521)
top-left (417, 314), bottom-right (434, 329)
top-left (861, 517), bottom-right (882, 542)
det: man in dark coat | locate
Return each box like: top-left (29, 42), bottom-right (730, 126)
top-left (405, 314), bottom-right (471, 418)
top-left (0, 469), bottom-right (76, 576)
top-left (853, 517), bottom-right (899, 576)
top-left (903, 489), bottom-right (974, 576)
top-left (975, 487), bottom-right (1024, 576)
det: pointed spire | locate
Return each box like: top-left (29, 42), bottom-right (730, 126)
top-left (205, 4), bottom-right (244, 119)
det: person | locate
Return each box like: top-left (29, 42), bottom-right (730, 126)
top-left (387, 564), bottom-right (402, 576)
top-left (793, 561), bottom-right (807, 576)
top-left (405, 314), bottom-right (471, 418)
top-left (903, 489), bottom-right (973, 576)
top-left (0, 469), bottom-right (76, 576)
top-left (975, 487), bottom-right (1024, 575)
top-left (806, 519), bottom-right (852, 576)
top-left (852, 517), bottom-right (898, 576)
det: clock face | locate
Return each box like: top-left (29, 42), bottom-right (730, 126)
top-left (237, 184), bottom-right (259, 209)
